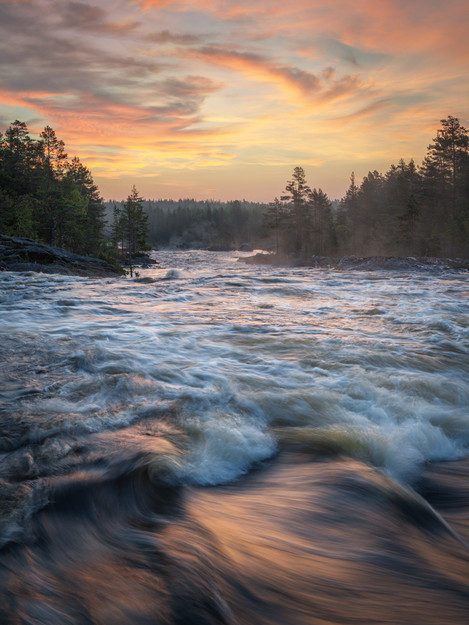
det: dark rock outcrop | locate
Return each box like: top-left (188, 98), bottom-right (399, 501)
top-left (0, 235), bottom-right (120, 277)
top-left (239, 253), bottom-right (469, 273)
top-left (207, 245), bottom-right (236, 252)
top-left (120, 255), bottom-right (158, 267)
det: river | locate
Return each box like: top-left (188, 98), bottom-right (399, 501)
top-left (1, 250), bottom-right (468, 624)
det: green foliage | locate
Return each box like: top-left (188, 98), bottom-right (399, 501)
top-left (269, 168), bottom-right (335, 256)
top-left (0, 120), bottom-right (107, 256)
top-left (3, 116), bottom-right (467, 261)
top-left (121, 185), bottom-right (149, 256)
top-left (263, 198), bottom-right (289, 253)
top-left (281, 166), bottom-right (312, 254)
top-left (110, 186), bottom-right (149, 277)
top-left (106, 198), bottom-right (266, 250)
top-left (265, 116), bottom-right (469, 259)
top-left (13, 194), bottom-right (35, 238)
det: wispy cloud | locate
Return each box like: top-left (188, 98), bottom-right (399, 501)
top-left (189, 45), bottom-right (321, 97)
top-left (144, 29), bottom-right (201, 44)
top-left (57, 1), bottom-right (141, 34)
top-left (1, 0), bottom-right (467, 200)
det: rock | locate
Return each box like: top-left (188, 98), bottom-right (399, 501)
top-left (134, 276), bottom-right (156, 283)
top-left (207, 245), bottom-right (236, 252)
top-left (120, 255), bottom-right (158, 267)
top-left (238, 252), bottom-right (469, 273)
top-left (238, 243), bottom-right (254, 252)
top-left (0, 235), bottom-right (119, 277)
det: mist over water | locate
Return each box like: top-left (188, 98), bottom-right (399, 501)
top-left (1, 251), bottom-right (469, 624)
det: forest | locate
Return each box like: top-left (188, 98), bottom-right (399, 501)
top-left (1, 115), bottom-right (468, 259)
top-left (105, 198), bottom-right (266, 251)
top-left (0, 121), bottom-right (107, 257)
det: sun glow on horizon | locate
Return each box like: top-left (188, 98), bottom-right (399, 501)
top-left (0, 0), bottom-right (468, 201)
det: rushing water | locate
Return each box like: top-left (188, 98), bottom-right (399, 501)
top-left (1, 250), bottom-right (469, 624)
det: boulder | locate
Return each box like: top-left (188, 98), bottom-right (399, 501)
top-left (0, 235), bottom-right (119, 277)
top-left (207, 245), bottom-right (236, 252)
top-left (238, 252), bottom-right (469, 273)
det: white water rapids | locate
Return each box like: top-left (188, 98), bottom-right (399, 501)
top-left (2, 250), bottom-right (469, 625)
top-left (1, 250), bottom-right (468, 492)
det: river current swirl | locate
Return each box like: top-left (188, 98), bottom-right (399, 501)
top-left (1, 251), bottom-right (469, 624)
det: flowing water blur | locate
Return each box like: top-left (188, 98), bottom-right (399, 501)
top-left (1, 251), bottom-right (469, 624)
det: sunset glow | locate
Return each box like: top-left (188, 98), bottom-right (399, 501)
top-left (1, 0), bottom-right (468, 200)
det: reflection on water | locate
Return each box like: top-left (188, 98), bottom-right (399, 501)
top-left (0, 251), bottom-right (468, 623)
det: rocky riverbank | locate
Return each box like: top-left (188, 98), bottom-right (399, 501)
top-left (239, 253), bottom-right (469, 273)
top-left (0, 235), bottom-right (120, 277)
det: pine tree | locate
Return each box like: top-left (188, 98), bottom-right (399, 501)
top-left (281, 166), bottom-right (311, 255)
top-left (336, 172), bottom-right (359, 254)
top-left (65, 157), bottom-right (106, 255)
top-left (121, 186), bottom-right (149, 276)
top-left (38, 125), bottom-right (68, 245)
top-left (263, 197), bottom-right (288, 253)
top-left (426, 116), bottom-right (468, 216)
top-left (0, 120), bottom-right (110, 257)
top-left (308, 188), bottom-right (334, 255)
top-left (420, 116), bottom-right (469, 255)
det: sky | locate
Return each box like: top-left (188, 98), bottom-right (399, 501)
top-left (0, 0), bottom-right (468, 202)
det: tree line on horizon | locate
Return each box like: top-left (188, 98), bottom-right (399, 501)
top-left (106, 115), bottom-right (469, 258)
top-left (1, 115), bottom-right (468, 260)
top-left (105, 198), bottom-right (266, 251)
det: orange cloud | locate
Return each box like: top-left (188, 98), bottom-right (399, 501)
top-left (185, 45), bottom-right (373, 110)
top-left (189, 46), bottom-right (321, 98)
top-left (135, 0), bottom-right (469, 62)
top-left (2, 0), bottom-right (467, 201)
top-left (134, 0), bottom-right (179, 9)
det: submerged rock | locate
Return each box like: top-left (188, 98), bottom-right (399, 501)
top-left (0, 235), bottom-right (119, 277)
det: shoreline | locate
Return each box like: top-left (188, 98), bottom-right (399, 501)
top-left (1, 235), bottom-right (468, 276)
top-left (0, 235), bottom-right (119, 278)
top-left (238, 252), bottom-right (469, 273)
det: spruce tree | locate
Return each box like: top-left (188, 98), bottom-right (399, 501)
top-left (121, 185), bottom-right (149, 275)
top-left (281, 166), bottom-right (311, 255)
top-left (308, 188), bottom-right (334, 255)
top-left (264, 197), bottom-right (288, 253)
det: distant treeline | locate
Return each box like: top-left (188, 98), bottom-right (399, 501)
top-left (106, 115), bottom-right (469, 258)
top-left (2, 115), bottom-right (468, 260)
top-left (105, 199), bottom-right (266, 250)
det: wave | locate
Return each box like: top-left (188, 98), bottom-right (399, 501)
top-left (2, 252), bottom-right (469, 622)
top-left (1, 452), bottom-right (469, 624)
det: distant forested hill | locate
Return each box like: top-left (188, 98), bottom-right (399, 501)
top-left (105, 199), bottom-right (269, 250)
